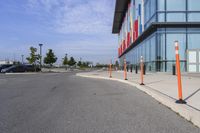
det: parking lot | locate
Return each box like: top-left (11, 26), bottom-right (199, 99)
top-left (0, 72), bottom-right (199, 133)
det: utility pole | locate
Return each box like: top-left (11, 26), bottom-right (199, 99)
top-left (39, 44), bottom-right (43, 69)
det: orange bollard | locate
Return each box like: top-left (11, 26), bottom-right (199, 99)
top-left (140, 56), bottom-right (145, 85)
top-left (109, 60), bottom-right (112, 78)
top-left (174, 41), bottom-right (186, 104)
top-left (124, 59), bottom-right (128, 80)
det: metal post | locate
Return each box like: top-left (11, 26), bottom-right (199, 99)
top-left (135, 65), bottom-right (138, 74)
top-left (39, 44), bottom-right (43, 69)
top-left (172, 64), bottom-right (176, 75)
top-left (40, 44), bottom-right (42, 67)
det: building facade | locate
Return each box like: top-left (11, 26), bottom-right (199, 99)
top-left (112, 0), bottom-right (200, 72)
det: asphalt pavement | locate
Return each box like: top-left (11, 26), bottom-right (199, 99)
top-left (0, 72), bottom-right (199, 133)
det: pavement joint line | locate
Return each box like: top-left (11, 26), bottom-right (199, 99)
top-left (76, 73), bottom-right (200, 128)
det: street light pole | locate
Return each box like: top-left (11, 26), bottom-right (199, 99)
top-left (39, 44), bottom-right (43, 69)
top-left (21, 55), bottom-right (24, 64)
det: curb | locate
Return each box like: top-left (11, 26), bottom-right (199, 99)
top-left (76, 73), bottom-right (200, 128)
top-left (5, 73), bottom-right (38, 75)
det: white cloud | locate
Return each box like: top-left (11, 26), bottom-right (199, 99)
top-left (24, 0), bottom-right (118, 63)
top-left (27, 0), bottom-right (115, 34)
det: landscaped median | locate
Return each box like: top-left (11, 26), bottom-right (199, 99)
top-left (76, 70), bottom-right (200, 128)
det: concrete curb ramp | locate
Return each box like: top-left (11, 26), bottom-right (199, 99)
top-left (76, 73), bottom-right (200, 128)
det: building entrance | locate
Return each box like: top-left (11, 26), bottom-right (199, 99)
top-left (187, 49), bottom-right (200, 72)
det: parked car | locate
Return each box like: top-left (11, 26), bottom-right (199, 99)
top-left (1, 64), bottom-right (41, 73)
top-left (0, 64), bottom-right (13, 72)
top-left (1, 65), bottom-right (26, 73)
top-left (24, 65), bottom-right (41, 72)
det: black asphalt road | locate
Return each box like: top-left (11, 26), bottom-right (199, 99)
top-left (0, 72), bottom-right (199, 133)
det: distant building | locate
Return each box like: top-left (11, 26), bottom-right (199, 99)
top-left (0, 60), bottom-right (13, 65)
top-left (112, 0), bottom-right (200, 72)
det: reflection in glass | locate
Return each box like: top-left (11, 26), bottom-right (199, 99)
top-left (188, 0), bottom-right (200, 11)
top-left (188, 13), bottom-right (200, 22)
top-left (166, 0), bottom-right (186, 11)
top-left (167, 13), bottom-right (186, 22)
top-left (188, 34), bottom-right (200, 49)
top-left (166, 34), bottom-right (186, 60)
top-left (158, 0), bottom-right (165, 11)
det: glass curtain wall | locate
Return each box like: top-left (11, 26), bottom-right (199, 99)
top-left (144, 0), bottom-right (156, 29)
top-left (118, 0), bottom-right (145, 57)
top-left (119, 0), bottom-right (200, 72)
top-left (157, 0), bottom-right (200, 23)
top-left (123, 28), bottom-right (197, 72)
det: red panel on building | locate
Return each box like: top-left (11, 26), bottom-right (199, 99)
top-left (134, 20), bottom-right (138, 41)
top-left (127, 32), bottom-right (130, 47)
top-left (124, 36), bottom-right (126, 49)
top-left (123, 40), bottom-right (125, 52)
top-left (121, 46), bottom-right (122, 55)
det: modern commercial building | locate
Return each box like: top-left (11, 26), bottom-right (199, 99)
top-left (112, 0), bottom-right (200, 72)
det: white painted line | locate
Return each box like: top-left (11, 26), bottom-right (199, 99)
top-left (5, 73), bottom-right (38, 75)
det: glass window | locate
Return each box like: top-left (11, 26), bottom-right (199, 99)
top-left (140, 43), bottom-right (143, 60)
top-left (136, 47), bottom-right (139, 64)
top-left (133, 49), bottom-right (136, 64)
top-left (166, 62), bottom-right (185, 72)
top-left (142, 43), bottom-right (146, 62)
top-left (166, 0), bottom-right (186, 11)
top-left (199, 51), bottom-right (200, 63)
top-left (150, 0), bottom-right (156, 17)
top-left (166, 34), bottom-right (186, 60)
top-left (188, 0), bottom-right (200, 11)
top-left (166, 28), bottom-right (186, 33)
top-left (158, 13), bottom-right (165, 22)
top-left (188, 34), bottom-right (200, 49)
top-left (188, 13), bottom-right (200, 22)
top-left (189, 65), bottom-right (197, 72)
top-left (166, 13), bottom-right (186, 22)
top-left (145, 40), bottom-right (150, 62)
top-left (145, 15), bottom-right (156, 29)
top-left (188, 28), bottom-right (200, 33)
top-left (151, 36), bottom-right (156, 61)
top-left (144, 1), bottom-right (150, 23)
top-left (138, 46), bottom-right (141, 63)
top-left (157, 33), bottom-right (166, 60)
top-left (158, 0), bottom-right (165, 11)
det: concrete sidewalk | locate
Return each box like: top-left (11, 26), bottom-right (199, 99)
top-left (76, 70), bottom-right (200, 128)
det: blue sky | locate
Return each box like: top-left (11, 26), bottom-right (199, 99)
top-left (0, 0), bottom-right (117, 64)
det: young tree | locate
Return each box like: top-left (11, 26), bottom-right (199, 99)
top-left (115, 60), bottom-right (119, 67)
top-left (68, 57), bottom-right (76, 66)
top-left (44, 49), bottom-right (57, 66)
top-left (77, 61), bottom-right (82, 67)
top-left (26, 47), bottom-right (39, 65)
top-left (62, 54), bottom-right (68, 66)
